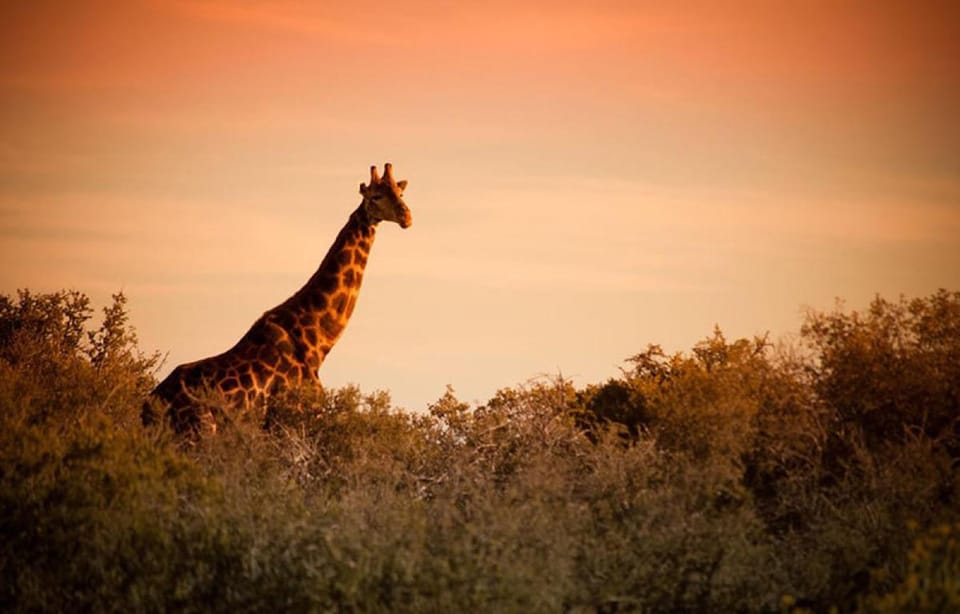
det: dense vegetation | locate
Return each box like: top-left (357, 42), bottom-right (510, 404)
top-left (1, 288), bottom-right (958, 612)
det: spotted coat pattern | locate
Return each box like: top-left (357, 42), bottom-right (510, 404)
top-left (144, 164), bottom-right (411, 434)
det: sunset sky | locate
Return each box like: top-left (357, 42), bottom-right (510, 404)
top-left (2, 1), bottom-right (959, 410)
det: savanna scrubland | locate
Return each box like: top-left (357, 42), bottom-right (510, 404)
top-left (1, 289), bottom-right (958, 613)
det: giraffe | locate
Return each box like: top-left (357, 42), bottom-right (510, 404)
top-left (143, 163), bottom-right (412, 434)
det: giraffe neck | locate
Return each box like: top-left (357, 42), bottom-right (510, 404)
top-left (279, 203), bottom-right (377, 371)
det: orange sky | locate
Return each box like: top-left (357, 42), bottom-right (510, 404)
top-left (2, 1), bottom-right (959, 409)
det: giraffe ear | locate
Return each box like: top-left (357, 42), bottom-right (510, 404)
top-left (396, 180), bottom-right (407, 191)
top-left (359, 182), bottom-right (368, 196)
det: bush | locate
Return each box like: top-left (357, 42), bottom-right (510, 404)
top-left (1, 288), bottom-right (958, 611)
top-left (0, 289), bottom-right (160, 430)
top-left (802, 290), bottom-right (960, 455)
top-left (862, 522), bottom-right (960, 613)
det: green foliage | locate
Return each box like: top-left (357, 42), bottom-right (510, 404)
top-left (861, 522), bottom-right (960, 613)
top-left (1, 288), bottom-right (958, 612)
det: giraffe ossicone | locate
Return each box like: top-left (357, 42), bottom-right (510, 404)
top-left (143, 163), bottom-right (412, 435)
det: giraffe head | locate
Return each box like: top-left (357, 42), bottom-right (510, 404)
top-left (359, 163), bottom-right (412, 229)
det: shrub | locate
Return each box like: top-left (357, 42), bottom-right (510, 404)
top-left (862, 522), bottom-right (960, 613)
top-left (0, 289), bottom-right (160, 430)
top-left (2, 288), bottom-right (958, 611)
top-left (802, 290), bottom-right (960, 456)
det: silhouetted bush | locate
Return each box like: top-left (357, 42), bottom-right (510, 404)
top-left (575, 377), bottom-right (650, 439)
